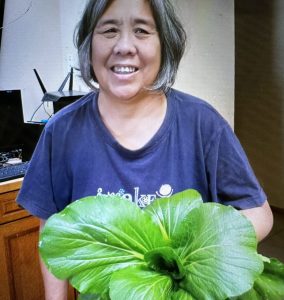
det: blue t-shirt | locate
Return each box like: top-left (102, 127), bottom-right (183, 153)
top-left (17, 89), bottom-right (266, 219)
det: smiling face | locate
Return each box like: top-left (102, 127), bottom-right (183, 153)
top-left (91, 0), bottom-right (161, 101)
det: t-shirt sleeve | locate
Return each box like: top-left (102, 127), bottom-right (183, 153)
top-left (16, 126), bottom-right (58, 219)
top-left (205, 123), bottom-right (267, 209)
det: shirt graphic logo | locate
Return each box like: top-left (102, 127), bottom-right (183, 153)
top-left (156, 184), bottom-right (173, 197)
top-left (96, 184), bottom-right (174, 208)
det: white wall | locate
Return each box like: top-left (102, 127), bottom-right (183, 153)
top-left (0, 0), bottom-right (61, 121)
top-left (174, 0), bottom-right (235, 126)
top-left (0, 0), bottom-right (234, 126)
top-left (0, 0), bottom-right (87, 122)
top-left (59, 0), bottom-right (88, 85)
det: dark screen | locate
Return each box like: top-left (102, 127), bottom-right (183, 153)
top-left (0, 90), bottom-right (44, 161)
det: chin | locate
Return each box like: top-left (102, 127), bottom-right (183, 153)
top-left (110, 86), bottom-right (146, 101)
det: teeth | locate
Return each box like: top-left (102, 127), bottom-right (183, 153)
top-left (113, 66), bottom-right (136, 74)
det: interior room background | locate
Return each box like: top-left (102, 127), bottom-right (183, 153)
top-left (0, 0), bottom-right (234, 125)
top-left (0, 0), bottom-right (283, 209)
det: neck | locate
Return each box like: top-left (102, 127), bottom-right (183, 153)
top-left (97, 90), bottom-right (167, 150)
top-left (98, 89), bottom-right (164, 119)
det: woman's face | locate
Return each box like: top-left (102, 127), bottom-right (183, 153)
top-left (91, 0), bottom-right (161, 101)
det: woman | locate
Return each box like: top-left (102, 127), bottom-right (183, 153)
top-left (17, 0), bottom-right (273, 299)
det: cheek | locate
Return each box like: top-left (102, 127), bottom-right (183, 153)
top-left (91, 44), bottom-right (101, 67)
top-left (146, 43), bottom-right (161, 72)
top-left (91, 50), bottom-right (104, 83)
top-left (148, 39), bottom-right (161, 63)
top-left (156, 41), bottom-right (162, 65)
top-left (91, 38), bottom-right (109, 66)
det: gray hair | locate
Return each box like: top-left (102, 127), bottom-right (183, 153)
top-left (75, 0), bottom-right (187, 92)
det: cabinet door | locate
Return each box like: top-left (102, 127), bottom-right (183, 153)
top-left (0, 216), bottom-right (77, 300)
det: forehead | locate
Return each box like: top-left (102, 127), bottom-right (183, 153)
top-left (98, 0), bottom-right (155, 24)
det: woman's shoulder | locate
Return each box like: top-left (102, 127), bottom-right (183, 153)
top-left (170, 89), bottom-right (219, 113)
top-left (169, 88), bottom-right (228, 127)
top-left (169, 89), bottom-right (235, 156)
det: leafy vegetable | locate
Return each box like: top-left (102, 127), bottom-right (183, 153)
top-left (231, 257), bottom-right (284, 300)
top-left (39, 194), bottom-right (166, 295)
top-left (39, 189), bottom-right (284, 300)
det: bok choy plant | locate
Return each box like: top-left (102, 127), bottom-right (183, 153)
top-left (39, 189), bottom-right (284, 300)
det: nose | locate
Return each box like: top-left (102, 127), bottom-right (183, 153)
top-left (113, 32), bottom-right (137, 56)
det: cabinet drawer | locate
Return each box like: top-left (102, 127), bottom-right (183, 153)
top-left (0, 190), bottom-right (30, 224)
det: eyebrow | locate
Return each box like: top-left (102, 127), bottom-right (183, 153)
top-left (96, 17), bottom-right (156, 29)
top-left (134, 18), bottom-right (156, 28)
top-left (96, 19), bottom-right (122, 28)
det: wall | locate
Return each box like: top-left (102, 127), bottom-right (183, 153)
top-left (59, 0), bottom-right (88, 81)
top-left (0, 0), bottom-right (61, 121)
top-left (0, 0), bottom-right (234, 126)
top-left (174, 0), bottom-right (235, 126)
top-left (235, 0), bottom-right (284, 208)
top-left (0, 0), bottom-right (87, 122)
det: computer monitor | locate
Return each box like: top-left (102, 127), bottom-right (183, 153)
top-left (0, 90), bottom-right (44, 163)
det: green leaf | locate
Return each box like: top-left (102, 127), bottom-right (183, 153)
top-left (171, 289), bottom-right (195, 300)
top-left (109, 266), bottom-right (173, 300)
top-left (174, 203), bottom-right (263, 299)
top-left (232, 257), bottom-right (284, 299)
top-left (39, 195), bottom-right (167, 294)
top-left (144, 247), bottom-right (185, 280)
top-left (145, 189), bottom-right (202, 240)
top-left (228, 289), bottom-right (260, 300)
top-left (145, 190), bottom-right (263, 299)
top-left (39, 190), bottom-right (270, 300)
top-left (78, 293), bottom-right (110, 300)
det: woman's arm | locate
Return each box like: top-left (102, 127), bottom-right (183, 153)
top-left (39, 219), bottom-right (68, 300)
top-left (240, 200), bottom-right (273, 242)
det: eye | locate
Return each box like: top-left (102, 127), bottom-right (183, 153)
top-left (104, 28), bottom-right (117, 33)
top-left (102, 27), bottom-right (118, 38)
top-left (135, 28), bottom-right (150, 36)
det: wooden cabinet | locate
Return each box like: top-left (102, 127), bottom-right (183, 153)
top-left (0, 179), bottom-right (77, 300)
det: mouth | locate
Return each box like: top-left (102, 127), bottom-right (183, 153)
top-left (111, 66), bottom-right (138, 75)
